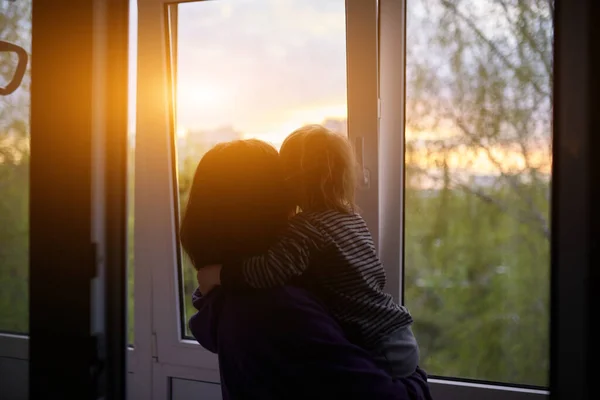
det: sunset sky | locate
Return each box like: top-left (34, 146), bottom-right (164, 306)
top-left (0, 0), bottom-right (551, 177)
top-left (125, 0), bottom-right (551, 177)
top-left (177, 0), bottom-right (348, 144)
top-left (129, 0), bottom-right (348, 146)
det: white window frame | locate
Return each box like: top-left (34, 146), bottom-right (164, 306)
top-left (135, 0), bottom-right (220, 389)
top-left (135, 0), bottom-right (380, 392)
top-left (378, 0), bottom-right (550, 399)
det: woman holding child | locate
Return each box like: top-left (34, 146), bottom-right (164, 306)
top-left (181, 125), bottom-right (431, 399)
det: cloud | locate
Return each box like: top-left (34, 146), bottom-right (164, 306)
top-left (175, 0), bottom-right (348, 132)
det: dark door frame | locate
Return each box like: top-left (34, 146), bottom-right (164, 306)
top-left (30, 1), bottom-right (129, 398)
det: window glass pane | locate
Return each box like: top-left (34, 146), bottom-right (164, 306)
top-left (404, 0), bottom-right (553, 386)
top-left (127, 144), bottom-right (134, 345)
top-left (0, 0), bottom-right (31, 335)
top-left (172, 0), bottom-right (348, 338)
top-left (127, 0), bottom-right (137, 346)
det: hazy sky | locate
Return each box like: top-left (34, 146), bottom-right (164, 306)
top-left (129, 0), bottom-right (348, 145)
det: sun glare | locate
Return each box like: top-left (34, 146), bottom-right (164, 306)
top-left (177, 83), bottom-right (226, 109)
top-left (176, 125), bottom-right (188, 139)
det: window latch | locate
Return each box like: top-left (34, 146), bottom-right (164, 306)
top-left (354, 136), bottom-right (371, 189)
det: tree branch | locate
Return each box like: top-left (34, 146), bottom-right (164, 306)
top-left (451, 116), bottom-right (551, 236)
top-left (546, 0), bottom-right (555, 28)
top-left (516, 0), bottom-right (553, 79)
top-left (411, 165), bottom-right (550, 240)
top-left (440, 0), bottom-right (551, 98)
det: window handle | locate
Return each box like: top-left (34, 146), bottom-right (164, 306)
top-left (0, 40), bottom-right (28, 96)
top-left (354, 136), bottom-right (371, 189)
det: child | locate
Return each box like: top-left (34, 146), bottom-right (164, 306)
top-left (197, 124), bottom-right (420, 378)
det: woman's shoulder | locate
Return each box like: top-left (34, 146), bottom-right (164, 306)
top-left (218, 287), bottom-right (432, 400)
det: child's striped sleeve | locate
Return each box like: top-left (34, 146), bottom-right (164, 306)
top-left (221, 216), bottom-right (324, 288)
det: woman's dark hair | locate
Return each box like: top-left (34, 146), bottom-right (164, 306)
top-left (180, 139), bottom-right (294, 270)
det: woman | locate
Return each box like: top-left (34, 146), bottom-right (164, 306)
top-left (181, 139), bottom-right (432, 400)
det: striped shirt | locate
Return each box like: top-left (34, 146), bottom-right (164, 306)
top-left (221, 210), bottom-right (414, 350)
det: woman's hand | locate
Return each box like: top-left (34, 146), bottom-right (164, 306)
top-left (197, 265), bottom-right (222, 295)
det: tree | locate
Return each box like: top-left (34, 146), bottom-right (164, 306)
top-left (404, 0), bottom-right (553, 386)
top-left (406, 0), bottom-right (553, 236)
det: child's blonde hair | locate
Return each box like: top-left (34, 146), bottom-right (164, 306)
top-left (280, 124), bottom-right (357, 213)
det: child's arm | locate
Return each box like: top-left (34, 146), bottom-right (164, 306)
top-left (221, 216), bottom-right (324, 288)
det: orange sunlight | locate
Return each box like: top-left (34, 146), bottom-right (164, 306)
top-left (171, 0), bottom-right (551, 184)
top-left (177, 82), bottom-right (228, 113)
top-left (242, 103), bottom-right (347, 146)
top-left (407, 141), bottom-right (552, 176)
top-left (176, 125), bottom-right (188, 139)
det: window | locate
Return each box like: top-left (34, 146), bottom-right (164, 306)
top-left (404, 0), bottom-right (552, 388)
top-left (127, 141), bottom-right (135, 344)
top-left (0, 0), bottom-right (31, 335)
top-left (171, 0), bottom-right (349, 337)
top-left (127, 0), bottom-right (138, 345)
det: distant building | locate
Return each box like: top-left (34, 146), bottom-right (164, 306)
top-left (322, 118), bottom-right (348, 136)
top-left (177, 125), bottom-right (242, 168)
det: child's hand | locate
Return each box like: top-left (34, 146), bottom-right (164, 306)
top-left (197, 264), bottom-right (222, 295)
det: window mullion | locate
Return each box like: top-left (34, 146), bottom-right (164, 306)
top-left (378, 0), bottom-right (407, 304)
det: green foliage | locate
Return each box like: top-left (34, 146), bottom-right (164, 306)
top-left (0, 158), bottom-right (29, 332)
top-left (0, 0), bottom-right (31, 334)
top-left (127, 146), bottom-right (135, 343)
top-left (404, 182), bottom-right (550, 385)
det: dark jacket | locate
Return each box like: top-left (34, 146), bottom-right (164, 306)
top-left (189, 286), bottom-right (433, 400)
